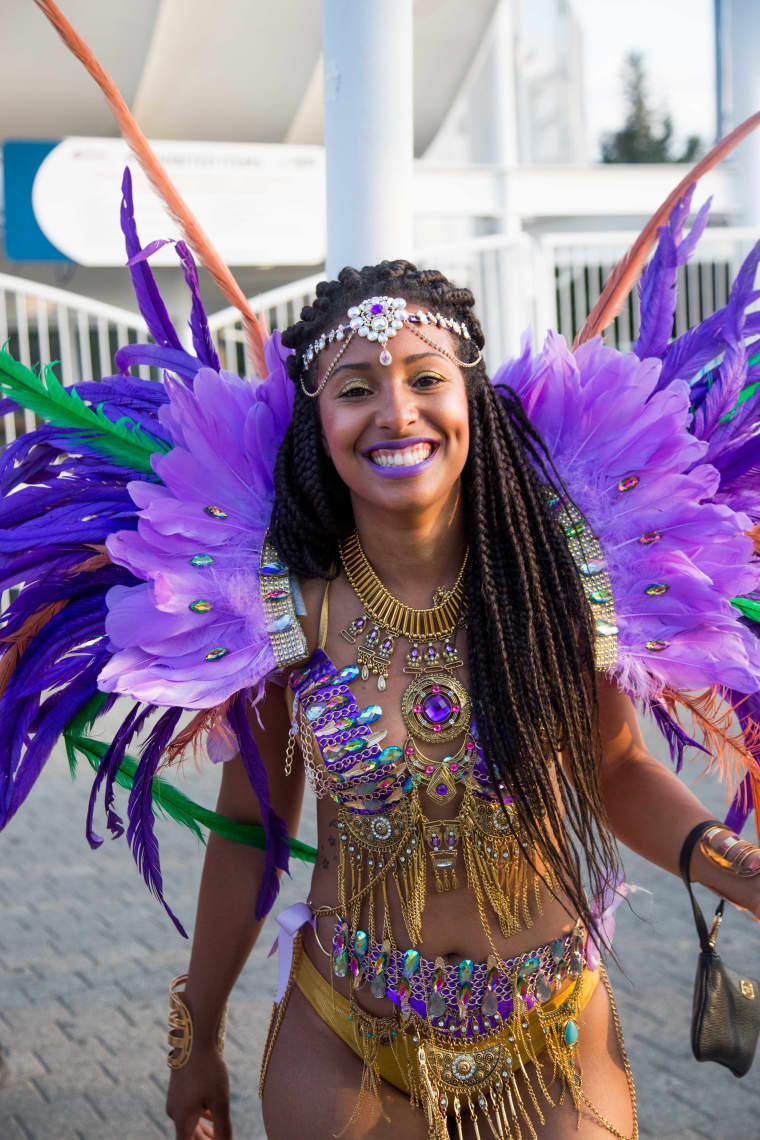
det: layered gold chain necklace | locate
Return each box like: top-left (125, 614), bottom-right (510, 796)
top-left (338, 531), bottom-right (474, 806)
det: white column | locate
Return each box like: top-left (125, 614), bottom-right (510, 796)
top-left (726, 0), bottom-right (760, 226)
top-left (322, 0), bottom-right (414, 278)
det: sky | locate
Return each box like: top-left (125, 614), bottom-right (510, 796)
top-left (568, 0), bottom-right (716, 160)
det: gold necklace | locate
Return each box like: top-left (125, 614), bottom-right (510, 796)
top-left (338, 530), bottom-right (468, 689)
top-left (339, 530), bottom-right (467, 638)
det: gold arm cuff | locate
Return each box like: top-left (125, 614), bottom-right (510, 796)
top-left (167, 973), bottom-right (227, 1070)
top-left (699, 826), bottom-right (760, 878)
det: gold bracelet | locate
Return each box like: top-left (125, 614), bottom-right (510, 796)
top-left (699, 826), bottom-right (760, 878)
top-left (167, 974), bottom-right (228, 1070)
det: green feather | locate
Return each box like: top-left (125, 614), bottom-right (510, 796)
top-left (61, 707), bottom-right (317, 862)
top-left (717, 349), bottom-right (760, 425)
top-left (731, 596), bottom-right (760, 623)
top-left (0, 348), bottom-right (169, 472)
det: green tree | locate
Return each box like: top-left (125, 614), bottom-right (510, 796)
top-left (600, 52), bottom-right (702, 164)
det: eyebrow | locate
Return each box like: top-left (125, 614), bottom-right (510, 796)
top-left (329, 351), bottom-right (446, 380)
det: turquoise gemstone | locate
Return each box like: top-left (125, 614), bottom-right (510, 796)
top-left (458, 959), bottom-right (474, 984)
top-left (402, 949), bottom-right (420, 978)
top-left (357, 705), bottom-right (382, 725)
top-left (377, 746), bottom-right (403, 764)
top-left (564, 1019), bottom-right (579, 1046)
top-left (189, 553), bottom-right (214, 566)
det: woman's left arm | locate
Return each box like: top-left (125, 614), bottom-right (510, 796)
top-left (596, 674), bottom-right (760, 920)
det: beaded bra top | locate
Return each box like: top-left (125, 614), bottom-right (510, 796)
top-left (287, 646), bottom-right (499, 813)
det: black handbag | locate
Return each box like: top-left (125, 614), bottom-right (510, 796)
top-left (679, 820), bottom-right (760, 1077)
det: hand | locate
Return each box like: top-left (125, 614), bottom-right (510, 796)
top-left (166, 1045), bottom-right (233, 1140)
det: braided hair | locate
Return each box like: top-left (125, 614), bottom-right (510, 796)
top-left (271, 260), bottom-right (620, 937)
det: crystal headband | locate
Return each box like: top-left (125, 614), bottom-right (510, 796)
top-left (300, 294), bottom-right (483, 398)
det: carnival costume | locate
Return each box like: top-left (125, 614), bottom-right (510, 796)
top-left (4, 4), bottom-right (760, 1138)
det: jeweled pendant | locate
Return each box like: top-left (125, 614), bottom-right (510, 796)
top-left (458, 959), bottom-right (474, 985)
top-left (332, 949), bottom-right (348, 978)
top-left (428, 990), bottom-right (446, 1019)
top-left (377, 674), bottom-right (386, 691)
top-left (564, 1019), bottom-right (579, 1046)
top-left (402, 948), bottom-right (421, 978)
top-left (569, 951), bottom-right (583, 978)
top-left (426, 764), bottom-right (456, 805)
top-left (379, 349), bottom-right (392, 366)
top-left (535, 971), bottom-right (552, 1003)
top-left (481, 990), bottom-right (498, 1018)
top-left (518, 956), bottom-right (540, 977)
top-left (370, 974), bottom-right (388, 999)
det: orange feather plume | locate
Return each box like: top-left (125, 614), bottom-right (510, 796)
top-left (34, 0), bottom-right (268, 377)
top-left (573, 110), bottom-right (760, 349)
top-left (660, 685), bottom-right (760, 801)
top-left (160, 697), bottom-right (237, 771)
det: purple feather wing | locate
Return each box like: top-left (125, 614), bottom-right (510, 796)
top-left (499, 331), bottom-right (760, 704)
top-left (99, 341), bottom-right (294, 709)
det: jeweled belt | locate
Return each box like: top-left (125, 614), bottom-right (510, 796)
top-left (331, 920), bottom-right (586, 1037)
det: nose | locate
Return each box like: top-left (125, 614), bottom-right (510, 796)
top-left (374, 375), bottom-right (418, 433)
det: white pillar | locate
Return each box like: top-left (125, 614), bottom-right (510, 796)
top-left (726, 0), bottom-right (760, 226)
top-left (322, 0), bottom-right (414, 277)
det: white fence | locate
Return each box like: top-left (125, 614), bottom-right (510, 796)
top-left (2, 225), bottom-right (759, 448)
top-left (0, 274), bottom-right (149, 447)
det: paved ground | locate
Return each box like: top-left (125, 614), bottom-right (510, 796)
top-left (1, 707), bottom-right (759, 1140)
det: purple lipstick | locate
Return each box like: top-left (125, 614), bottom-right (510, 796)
top-left (361, 437), bottom-right (439, 478)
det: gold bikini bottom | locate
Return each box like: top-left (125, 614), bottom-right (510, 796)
top-left (259, 934), bottom-right (636, 1140)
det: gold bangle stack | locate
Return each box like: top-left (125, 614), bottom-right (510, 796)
top-left (699, 826), bottom-right (760, 877)
top-left (167, 974), bottom-right (228, 1070)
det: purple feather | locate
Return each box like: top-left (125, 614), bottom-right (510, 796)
top-left (634, 189), bottom-right (710, 362)
top-left (85, 703), bottom-right (143, 848)
top-left (114, 342), bottom-right (203, 383)
top-left (692, 243), bottom-right (760, 441)
top-left (120, 168), bottom-right (183, 352)
top-left (103, 703), bottom-right (158, 839)
top-left (647, 697), bottom-right (709, 772)
top-left (174, 241), bottom-right (221, 371)
top-left (3, 662), bottom-right (103, 825)
top-left (126, 705), bottom-right (187, 937)
top-left (226, 689), bottom-right (290, 920)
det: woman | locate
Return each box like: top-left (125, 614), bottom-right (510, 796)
top-left (159, 262), bottom-right (760, 1140)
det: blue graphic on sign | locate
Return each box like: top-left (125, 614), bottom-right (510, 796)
top-left (3, 140), bottom-right (69, 262)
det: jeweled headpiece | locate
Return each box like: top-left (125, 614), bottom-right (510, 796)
top-left (300, 294), bottom-right (483, 397)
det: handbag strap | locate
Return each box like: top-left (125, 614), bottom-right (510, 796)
top-left (679, 819), bottom-right (726, 953)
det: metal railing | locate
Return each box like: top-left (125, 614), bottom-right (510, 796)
top-left (2, 224), bottom-right (758, 446)
top-left (0, 274), bottom-right (148, 447)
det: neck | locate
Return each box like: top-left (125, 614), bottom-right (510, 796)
top-left (349, 487), bottom-right (467, 606)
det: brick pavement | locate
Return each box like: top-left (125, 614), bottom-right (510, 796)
top-left (1, 707), bottom-right (759, 1139)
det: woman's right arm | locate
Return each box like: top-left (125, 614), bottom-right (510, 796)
top-left (165, 681), bottom-right (305, 1140)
